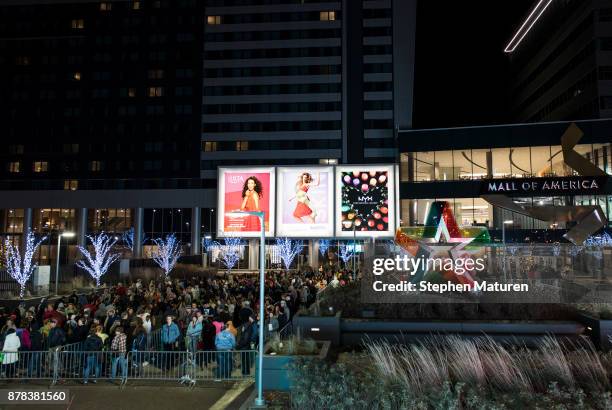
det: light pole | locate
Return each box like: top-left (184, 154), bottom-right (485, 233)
top-left (225, 210), bottom-right (265, 408)
top-left (352, 221), bottom-right (357, 272)
top-left (55, 231), bottom-right (75, 295)
top-left (209, 209), bottom-right (214, 237)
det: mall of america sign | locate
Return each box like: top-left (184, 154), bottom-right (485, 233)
top-left (483, 177), bottom-right (606, 195)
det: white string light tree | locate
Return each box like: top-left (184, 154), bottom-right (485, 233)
top-left (276, 237), bottom-right (303, 270)
top-left (4, 229), bottom-right (47, 299)
top-left (219, 236), bottom-right (242, 274)
top-left (76, 232), bottom-right (121, 287)
top-left (152, 233), bottom-right (182, 278)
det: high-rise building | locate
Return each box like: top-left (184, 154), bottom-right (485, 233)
top-left (200, 0), bottom-right (415, 180)
top-left (506, 0), bottom-right (612, 123)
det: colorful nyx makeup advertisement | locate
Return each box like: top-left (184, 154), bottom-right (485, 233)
top-left (335, 165), bottom-right (396, 238)
top-left (276, 166), bottom-right (334, 237)
top-left (217, 167), bottom-right (275, 237)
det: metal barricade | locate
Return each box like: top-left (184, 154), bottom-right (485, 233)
top-left (192, 350), bottom-right (257, 382)
top-left (0, 350), bottom-right (57, 381)
top-left (127, 350), bottom-right (197, 386)
top-left (53, 350), bottom-right (128, 385)
top-left (1, 349), bottom-right (257, 386)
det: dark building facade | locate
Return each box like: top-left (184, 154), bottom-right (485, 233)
top-left (507, 0), bottom-right (612, 123)
top-left (0, 0), bottom-right (204, 183)
top-left (0, 0), bottom-right (416, 268)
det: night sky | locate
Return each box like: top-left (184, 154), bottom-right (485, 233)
top-left (413, 0), bottom-right (536, 129)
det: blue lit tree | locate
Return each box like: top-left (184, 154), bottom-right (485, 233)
top-left (338, 243), bottom-right (354, 268)
top-left (152, 233), bottom-right (182, 277)
top-left (4, 229), bottom-right (47, 298)
top-left (122, 227), bottom-right (148, 253)
top-left (219, 237), bottom-right (242, 274)
top-left (276, 237), bottom-right (303, 270)
top-left (318, 239), bottom-right (330, 256)
top-left (202, 236), bottom-right (216, 253)
top-left (77, 232), bottom-right (120, 287)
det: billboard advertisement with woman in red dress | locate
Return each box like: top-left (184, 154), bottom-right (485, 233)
top-left (217, 167), bottom-right (275, 237)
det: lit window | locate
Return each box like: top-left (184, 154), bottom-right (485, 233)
top-left (100, 2), bottom-right (112, 11)
top-left (320, 11), bottom-right (336, 21)
top-left (319, 158), bottom-right (338, 165)
top-left (73, 72), bottom-right (81, 81)
top-left (207, 15), bottom-right (222, 25)
top-left (8, 162), bottom-right (20, 173)
top-left (71, 19), bottom-right (85, 29)
top-left (90, 161), bottom-right (102, 172)
top-left (128, 88), bottom-right (136, 97)
top-left (33, 161), bottom-right (48, 173)
top-left (148, 69), bottom-right (164, 79)
top-left (203, 141), bottom-right (217, 152)
top-left (236, 141), bottom-right (249, 151)
top-left (147, 86), bottom-right (164, 97)
top-left (132, 1), bottom-right (140, 10)
top-left (64, 180), bottom-right (78, 191)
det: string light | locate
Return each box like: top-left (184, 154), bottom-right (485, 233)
top-left (152, 233), bottom-right (182, 277)
top-left (276, 237), bottom-right (303, 270)
top-left (4, 229), bottom-right (47, 298)
top-left (318, 239), bottom-right (330, 256)
top-left (217, 236), bottom-right (241, 273)
top-left (76, 232), bottom-right (120, 287)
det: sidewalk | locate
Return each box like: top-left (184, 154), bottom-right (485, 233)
top-left (1, 382), bottom-right (249, 410)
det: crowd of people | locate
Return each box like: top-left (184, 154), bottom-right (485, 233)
top-left (0, 268), bottom-right (357, 382)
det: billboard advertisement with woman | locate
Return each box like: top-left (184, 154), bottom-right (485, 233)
top-left (217, 167), bottom-right (276, 237)
top-left (276, 166), bottom-right (334, 237)
top-left (335, 165), bottom-right (396, 237)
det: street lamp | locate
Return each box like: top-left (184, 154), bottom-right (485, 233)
top-left (209, 209), bottom-right (214, 238)
top-left (225, 210), bottom-right (265, 408)
top-left (55, 231), bottom-right (75, 295)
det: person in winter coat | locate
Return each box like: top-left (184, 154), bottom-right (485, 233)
top-left (214, 327), bottom-right (236, 380)
top-left (130, 322), bottom-right (148, 373)
top-left (185, 316), bottom-right (202, 355)
top-left (266, 311), bottom-right (279, 339)
top-left (47, 320), bottom-right (66, 349)
top-left (26, 323), bottom-right (43, 378)
top-left (237, 316), bottom-right (254, 376)
top-left (82, 329), bottom-right (103, 384)
top-left (200, 317), bottom-right (216, 368)
top-left (212, 316), bottom-right (224, 335)
top-left (1, 329), bottom-right (21, 378)
top-left (160, 316), bottom-right (180, 370)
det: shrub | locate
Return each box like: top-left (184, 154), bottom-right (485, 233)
top-left (289, 358), bottom-right (612, 410)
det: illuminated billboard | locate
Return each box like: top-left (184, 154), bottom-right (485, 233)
top-left (276, 166), bottom-right (334, 237)
top-left (217, 167), bottom-right (276, 237)
top-left (335, 165), bottom-right (396, 237)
